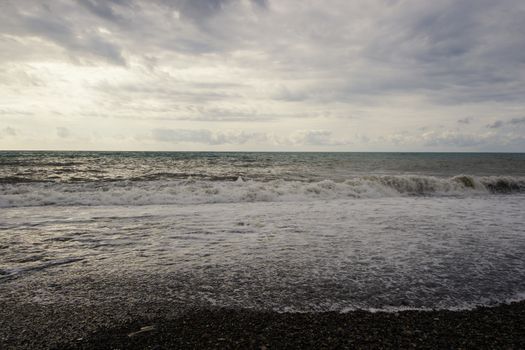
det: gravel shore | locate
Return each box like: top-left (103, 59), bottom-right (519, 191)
top-left (44, 301), bottom-right (525, 349)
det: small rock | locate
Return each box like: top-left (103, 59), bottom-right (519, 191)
top-left (127, 325), bottom-right (156, 337)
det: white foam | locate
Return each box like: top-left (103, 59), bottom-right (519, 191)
top-left (0, 175), bottom-right (523, 208)
top-left (2, 196), bottom-right (524, 311)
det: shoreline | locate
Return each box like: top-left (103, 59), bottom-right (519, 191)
top-left (47, 301), bottom-right (525, 349)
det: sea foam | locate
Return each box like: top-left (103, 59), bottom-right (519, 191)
top-left (1, 175), bottom-right (523, 208)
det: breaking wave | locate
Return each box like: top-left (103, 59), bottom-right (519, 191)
top-left (1, 175), bottom-right (524, 208)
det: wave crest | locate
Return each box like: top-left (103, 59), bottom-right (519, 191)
top-left (1, 175), bottom-right (523, 208)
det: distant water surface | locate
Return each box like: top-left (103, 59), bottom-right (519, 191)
top-left (2, 151), bottom-right (525, 182)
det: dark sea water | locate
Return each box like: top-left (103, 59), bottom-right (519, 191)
top-left (2, 151), bottom-right (525, 182)
top-left (1, 152), bottom-right (525, 311)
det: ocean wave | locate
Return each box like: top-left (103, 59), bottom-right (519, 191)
top-left (1, 175), bottom-right (524, 208)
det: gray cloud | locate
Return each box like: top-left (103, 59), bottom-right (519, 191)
top-left (395, 129), bottom-right (525, 150)
top-left (487, 120), bottom-right (504, 129)
top-left (165, 0), bottom-right (230, 20)
top-left (0, 1), bottom-right (126, 64)
top-left (291, 130), bottom-right (351, 146)
top-left (157, 0), bottom-right (267, 23)
top-left (0, 107), bottom-right (34, 116)
top-left (0, 126), bottom-right (18, 138)
top-left (423, 133), bottom-right (486, 148)
top-left (56, 127), bottom-right (70, 138)
top-left (3, 0), bottom-right (524, 97)
top-left (4, 126), bottom-right (17, 136)
top-left (77, 0), bottom-right (129, 22)
top-left (152, 128), bottom-right (266, 145)
top-left (486, 117), bottom-right (525, 129)
top-left (151, 128), bottom-right (352, 147)
top-left (273, 0), bottom-right (525, 105)
top-left (510, 117), bottom-right (525, 125)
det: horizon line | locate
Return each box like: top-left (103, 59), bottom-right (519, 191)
top-left (1, 149), bottom-right (524, 154)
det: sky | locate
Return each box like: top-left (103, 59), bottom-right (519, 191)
top-left (1, 0), bottom-right (525, 151)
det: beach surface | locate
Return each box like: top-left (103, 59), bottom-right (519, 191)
top-left (1, 301), bottom-right (524, 349)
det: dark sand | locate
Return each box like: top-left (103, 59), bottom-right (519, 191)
top-left (23, 301), bottom-right (524, 349)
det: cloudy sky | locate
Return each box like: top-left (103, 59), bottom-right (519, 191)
top-left (1, 0), bottom-right (525, 151)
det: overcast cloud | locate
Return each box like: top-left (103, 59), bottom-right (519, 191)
top-left (0, 0), bottom-right (524, 151)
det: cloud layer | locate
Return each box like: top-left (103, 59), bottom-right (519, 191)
top-left (1, 0), bottom-right (524, 151)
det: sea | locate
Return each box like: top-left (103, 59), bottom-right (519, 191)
top-left (1, 151), bottom-right (524, 312)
